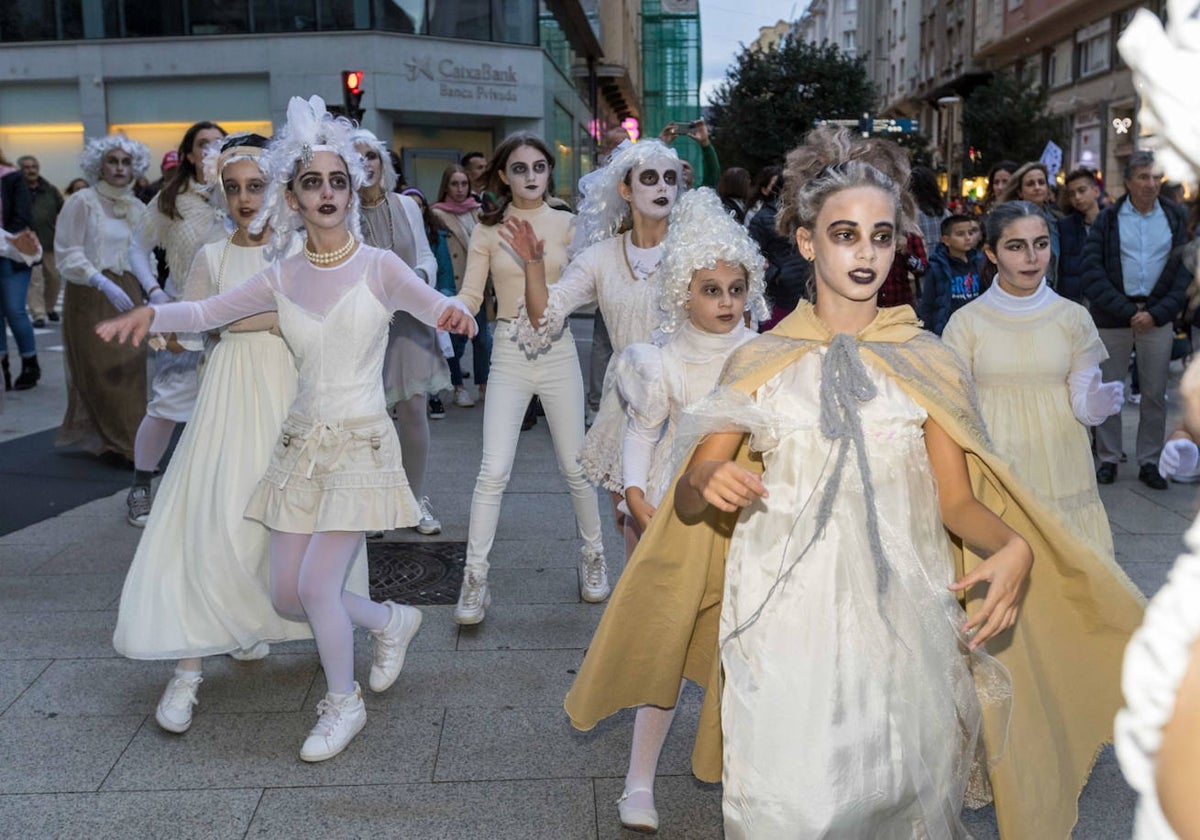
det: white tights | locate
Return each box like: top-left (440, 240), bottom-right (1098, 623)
top-left (268, 530), bottom-right (389, 695)
top-left (625, 681), bottom-right (685, 796)
top-left (390, 393), bottom-right (429, 498)
top-left (134, 415), bottom-right (176, 472)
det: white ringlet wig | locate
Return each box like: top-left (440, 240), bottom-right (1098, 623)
top-left (656, 187), bottom-right (770, 334)
top-left (569, 138), bottom-right (682, 257)
top-left (201, 133), bottom-right (299, 258)
top-left (251, 95), bottom-right (368, 245)
top-left (348, 128), bottom-right (398, 193)
top-left (78, 134), bottom-right (150, 183)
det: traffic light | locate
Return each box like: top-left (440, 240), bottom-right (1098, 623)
top-left (342, 70), bottom-right (365, 123)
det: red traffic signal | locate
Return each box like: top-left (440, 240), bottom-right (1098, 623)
top-left (344, 71), bottom-right (364, 95)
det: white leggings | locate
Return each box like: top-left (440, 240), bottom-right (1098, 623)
top-left (269, 530), bottom-right (389, 695)
top-left (464, 322), bottom-right (603, 576)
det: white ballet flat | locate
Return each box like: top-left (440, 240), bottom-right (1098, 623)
top-left (617, 787), bottom-right (659, 833)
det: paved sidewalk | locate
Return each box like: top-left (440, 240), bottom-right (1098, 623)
top-left (0, 319), bottom-right (1194, 838)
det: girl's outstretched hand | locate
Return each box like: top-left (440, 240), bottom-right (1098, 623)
top-left (949, 536), bottom-right (1033, 649)
top-left (437, 302), bottom-right (478, 338)
top-left (498, 218), bottom-right (545, 265)
top-left (685, 460), bottom-right (768, 513)
top-left (95, 306), bottom-right (155, 347)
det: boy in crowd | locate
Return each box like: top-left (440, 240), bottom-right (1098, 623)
top-left (1058, 168), bottom-right (1103, 303)
top-left (918, 213), bottom-right (986, 335)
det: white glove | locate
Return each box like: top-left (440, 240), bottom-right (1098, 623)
top-left (148, 288), bottom-right (171, 305)
top-left (1159, 438), bottom-right (1200, 480)
top-left (89, 273), bottom-right (135, 312)
top-left (1069, 367), bottom-right (1124, 426)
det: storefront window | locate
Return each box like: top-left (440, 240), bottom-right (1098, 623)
top-left (188, 0), bottom-right (250, 35)
top-left (375, 0), bottom-right (424, 33)
top-left (0, 0), bottom-right (84, 41)
top-left (252, 0), bottom-right (319, 32)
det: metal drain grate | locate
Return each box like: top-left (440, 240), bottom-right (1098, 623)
top-left (368, 540), bottom-right (466, 606)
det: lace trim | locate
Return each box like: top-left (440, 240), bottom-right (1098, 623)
top-left (512, 295), bottom-right (571, 356)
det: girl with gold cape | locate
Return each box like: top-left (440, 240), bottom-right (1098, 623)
top-left (565, 128), bottom-right (1145, 839)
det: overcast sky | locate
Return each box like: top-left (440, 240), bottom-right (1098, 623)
top-left (700, 0), bottom-right (804, 105)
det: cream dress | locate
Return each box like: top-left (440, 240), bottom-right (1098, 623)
top-left (114, 238), bottom-right (363, 658)
top-left (719, 348), bottom-right (994, 839)
top-left (516, 231), bottom-right (664, 492)
top-left (942, 285), bottom-right (1114, 560)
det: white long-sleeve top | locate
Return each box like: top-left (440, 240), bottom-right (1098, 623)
top-left (54, 187), bottom-right (148, 283)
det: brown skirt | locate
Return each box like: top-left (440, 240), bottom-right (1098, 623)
top-left (56, 271), bottom-right (147, 460)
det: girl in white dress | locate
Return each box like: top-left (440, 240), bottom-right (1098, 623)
top-left (510, 141), bottom-right (686, 538)
top-left (673, 127), bottom-right (1036, 837)
top-left (610, 188), bottom-right (764, 833)
top-left (99, 96), bottom-right (477, 763)
top-left (352, 128), bottom-right (447, 535)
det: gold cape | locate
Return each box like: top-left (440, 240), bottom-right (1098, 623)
top-left (564, 302), bottom-right (1146, 839)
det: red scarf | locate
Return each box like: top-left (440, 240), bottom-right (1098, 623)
top-left (431, 196), bottom-right (480, 215)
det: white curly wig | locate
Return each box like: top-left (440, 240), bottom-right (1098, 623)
top-left (570, 139), bottom-right (682, 257)
top-left (78, 134), bottom-right (150, 183)
top-left (251, 95), bottom-right (367, 243)
top-left (349, 128), bottom-right (398, 193)
top-left (657, 187), bottom-right (770, 334)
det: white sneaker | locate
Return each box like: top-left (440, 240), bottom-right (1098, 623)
top-left (156, 673), bottom-right (202, 733)
top-left (415, 496), bottom-right (442, 535)
top-left (454, 572), bottom-right (491, 625)
top-left (617, 787), bottom-right (659, 833)
top-left (300, 683), bottom-right (366, 762)
top-left (228, 641), bottom-right (270, 661)
top-left (579, 546), bottom-right (611, 603)
top-left (453, 386), bottom-right (475, 408)
top-left (369, 602), bottom-right (423, 692)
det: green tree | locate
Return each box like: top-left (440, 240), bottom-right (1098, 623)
top-left (962, 72), bottom-right (1067, 177)
top-left (708, 38), bottom-right (876, 174)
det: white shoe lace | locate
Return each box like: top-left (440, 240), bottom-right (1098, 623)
top-left (461, 574), bottom-right (485, 608)
top-left (310, 698), bottom-right (343, 738)
top-left (162, 677), bottom-right (200, 710)
top-left (419, 496), bottom-right (435, 522)
top-left (584, 553), bottom-right (607, 588)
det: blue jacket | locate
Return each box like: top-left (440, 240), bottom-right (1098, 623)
top-left (918, 243), bottom-right (986, 336)
top-left (1081, 195), bottom-right (1189, 329)
top-left (1057, 211), bottom-right (1090, 303)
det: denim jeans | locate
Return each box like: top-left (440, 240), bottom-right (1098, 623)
top-left (0, 257), bottom-right (35, 356)
top-left (449, 308), bottom-right (492, 387)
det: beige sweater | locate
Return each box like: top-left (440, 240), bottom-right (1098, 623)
top-left (455, 201), bottom-right (574, 321)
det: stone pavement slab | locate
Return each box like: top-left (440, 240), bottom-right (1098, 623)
top-left (0, 714), bottom-right (145, 794)
top-left (0, 790), bottom-right (263, 839)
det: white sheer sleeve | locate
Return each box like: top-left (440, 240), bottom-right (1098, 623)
top-left (127, 228), bottom-right (160, 295)
top-left (53, 194), bottom-right (102, 284)
top-left (150, 267), bottom-right (277, 333)
top-left (374, 250), bottom-right (470, 326)
top-left (0, 232), bottom-right (41, 265)
top-left (514, 244), bottom-right (599, 352)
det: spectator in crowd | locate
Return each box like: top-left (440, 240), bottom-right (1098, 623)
top-left (0, 156), bottom-right (40, 389)
top-left (659, 119), bottom-right (719, 188)
top-left (431, 163), bottom-right (491, 408)
top-left (1000, 162), bottom-right (1063, 286)
top-left (461, 151), bottom-right (488, 201)
top-left (910, 165), bottom-right (949, 247)
top-left (744, 165), bottom-right (779, 226)
top-left (1084, 150), bottom-right (1191, 490)
top-left (64, 177), bottom-right (89, 196)
top-left (1058, 168), bottom-right (1103, 303)
top-left (136, 150), bottom-right (179, 204)
top-left (983, 160), bottom-right (1019, 213)
top-left (18, 156), bottom-right (64, 328)
top-left (877, 232), bottom-right (927, 310)
top-left (716, 166), bottom-right (752, 225)
top-left (919, 213), bottom-right (986, 335)
top-left (746, 165), bottom-right (810, 328)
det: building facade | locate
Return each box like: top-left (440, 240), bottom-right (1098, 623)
top-left (0, 0), bottom-right (642, 201)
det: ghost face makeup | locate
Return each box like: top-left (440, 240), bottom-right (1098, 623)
top-left (356, 143), bottom-right (383, 189)
top-left (100, 149), bottom-right (134, 188)
top-left (499, 145), bottom-right (551, 209)
top-left (286, 150), bottom-right (353, 235)
top-left (620, 158), bottom-right (680, 222)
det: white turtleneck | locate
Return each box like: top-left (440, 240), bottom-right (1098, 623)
top-left (979, 277), bottom-right (1055, 314)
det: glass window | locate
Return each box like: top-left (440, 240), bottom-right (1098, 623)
top-left (188, 0), bottom-right (250, 35)
top-left (121, 0), bottom-right (186, 37)
top-left (0, 0), bottom-right (79, 41)
top-left (428, 0), bottom-right (490, 40)
top-left (495, 0), bottom-right (536, 44)
top-left (315, 0), bottom-right (359, 29)
top-left (253, 0), bottom-right (319, 31)
top-left (1076, 18), bottom-right (1112, 78)
top-left (375, 0), bottom-right (425, 33)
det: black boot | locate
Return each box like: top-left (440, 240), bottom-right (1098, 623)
top-left (13, 354), bottom-right (40, 391)
top-left (1, 356), bottom-right (10, 391)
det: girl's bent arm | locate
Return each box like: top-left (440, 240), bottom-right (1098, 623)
top-left (675, 431), bottom-right (765, 519)
top-left (925, 417), bottom-right (1033, 648)
top-left (150, 269), bottom-right (277, 333)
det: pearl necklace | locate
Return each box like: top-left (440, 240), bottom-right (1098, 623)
top-left (304, 232), bottom-right (357, 265)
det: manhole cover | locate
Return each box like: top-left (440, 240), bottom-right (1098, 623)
top-left (368, 541), bottom-right (465, 606)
